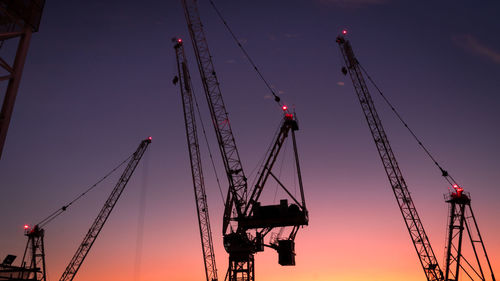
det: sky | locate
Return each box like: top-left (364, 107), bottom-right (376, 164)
top-left (1, 0), bottom-right (499, 281)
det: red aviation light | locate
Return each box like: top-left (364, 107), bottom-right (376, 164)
top-left (24, 224), bottom-right (29, 230)
top-left (148, 136), bottom-right (152, 141)
top-left (282, 105), bottom-right (288, 111)
top-left (342, 29), bottom-right (348, 35)
top-left (452, 184), bottom-right (464, 197)
top-left (177, 38), bottom-right (182, 43)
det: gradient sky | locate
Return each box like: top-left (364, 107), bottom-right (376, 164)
top-left (1, 1), bottom-right (499, 281)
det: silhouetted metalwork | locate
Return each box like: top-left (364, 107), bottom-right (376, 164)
top-left (181, 0), bottom-right (247, 236)
top-left (0, 0), bottom-right (44, 158)
top-left (59, 137), bottom-right (151, 281)
top-left (444, 191), bottom-right (496, 281)
top-left (174, 38), bottom-right (218, 281)
top-left (337, 35), bottom-right (444, 281)
top-left (0, 225), bottom-right (46, 281)
top-left (181, 1), bottom-right (308, 280)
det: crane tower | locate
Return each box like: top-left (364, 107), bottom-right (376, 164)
top-left (336, 34), bottom-right (443, 281)
top-left (337, 32), bottom-right (496, 281)
top-left (180, 1), bottom-right (308, 280)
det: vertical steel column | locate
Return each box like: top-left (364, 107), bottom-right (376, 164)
top-left (444, 192), bottom-right (496, 281)
top-left (444, 196), bottom-right (467, 281)
top-left (0, 0), bottom-right (45, 158)
top-left (0, 26), bottom-right (32, 158)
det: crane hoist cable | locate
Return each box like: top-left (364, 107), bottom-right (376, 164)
top-left (208, 0), bottom-right (282, 107)
top-left (36, 154), bottom-right (133, 228)
top-left (354, 60), bottom-right (460, 190)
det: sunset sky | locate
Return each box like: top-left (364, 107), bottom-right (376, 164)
top-left (1, 1), bottom-right (499, 280)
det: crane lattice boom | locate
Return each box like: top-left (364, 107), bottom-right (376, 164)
top-left (174, 38), bottom-right (218, 281)
top-left (336, 35), bottom-right (444, 281)
top-left (181, 1), bottom-right (308, 280)
top-left (59, 138), bottom-right (151, 281)
top-left (182, 0), bottom-right (248, 235)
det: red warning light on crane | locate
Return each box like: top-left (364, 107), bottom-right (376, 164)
top-left (24, 224), bottom-right (29, 230)
top-left (178, 38), bottom-right (182, 43)
top-left (452, 184), bottom-right (464, 197)
top-left (148, 136), bottom-right (152, 141)
top-left (282, 105), bottom-right (288, 111)
top-left (342, 29), bottom-right (348, 35)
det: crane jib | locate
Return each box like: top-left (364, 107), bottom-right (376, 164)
top-left (336, 35), bottom-right (443, 281)
top-left (175, 39), bottom-right (219, 281)
top-left (58, 138), bottom-right (151, 281)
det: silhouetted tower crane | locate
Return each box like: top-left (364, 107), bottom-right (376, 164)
top-left (0, 0), bottom-right (45, 158)
top-left (174, 38), bottom-right (218, 281)
top-left (0, 138), bottom-right (150, 281)
top-left (336, 33), bottom-right (444, 281)
top-left (59, 137), bottom-right (152, 281)
top-left (337, 32), bottom-right (496, 281)
top-left (181, 1), bottom-right (308, 280)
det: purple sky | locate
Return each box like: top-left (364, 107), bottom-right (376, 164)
top-left (1, 1), bottom-right (499, 280)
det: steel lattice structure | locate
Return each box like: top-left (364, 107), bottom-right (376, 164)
top-left (444, 192), bottom-right (496, 281)
top-left (0, 0), bottom-right (44, 158)
top-left (59, 138), bottom-right (151, 281)
top-left (174, 38), bottom-right (218, 281)
top-left (337, 35), bottom-right (444, 281)
top-left (181, 0), bottom-right (248, 236)
top-left (180, 1), bottom-right (308, 280)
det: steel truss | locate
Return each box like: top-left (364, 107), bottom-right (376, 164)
top-left (337, 35), bottom-right (443, 281)
top-left (0, 0), bottom-right (44, 158)
top-left (174, 38), bottom-right (218, 281)
top-left (444, 192), bottom-right (496, 281)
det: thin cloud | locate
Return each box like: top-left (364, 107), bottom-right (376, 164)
top-left (318, 0), bottom-right (388, 8)
top-left (267, 34), bottom-right (277, 41)
top-left (453, 34), bottom-right (500, 64)
top-left (337, 81), bottom-right (345, 86)
top-left (284, 33), bottom-right (301, 39)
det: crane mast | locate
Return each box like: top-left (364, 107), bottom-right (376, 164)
top-left (181, 0), bottom-right (248, 236)
top-left (174, 38), bottom-right (218, 281)
top-left (336, 35), bottom-right (444, 281)
top-left (444, 189), bottom-right (496, 281)
top-left (59, 137), bottom-right (151, 281)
